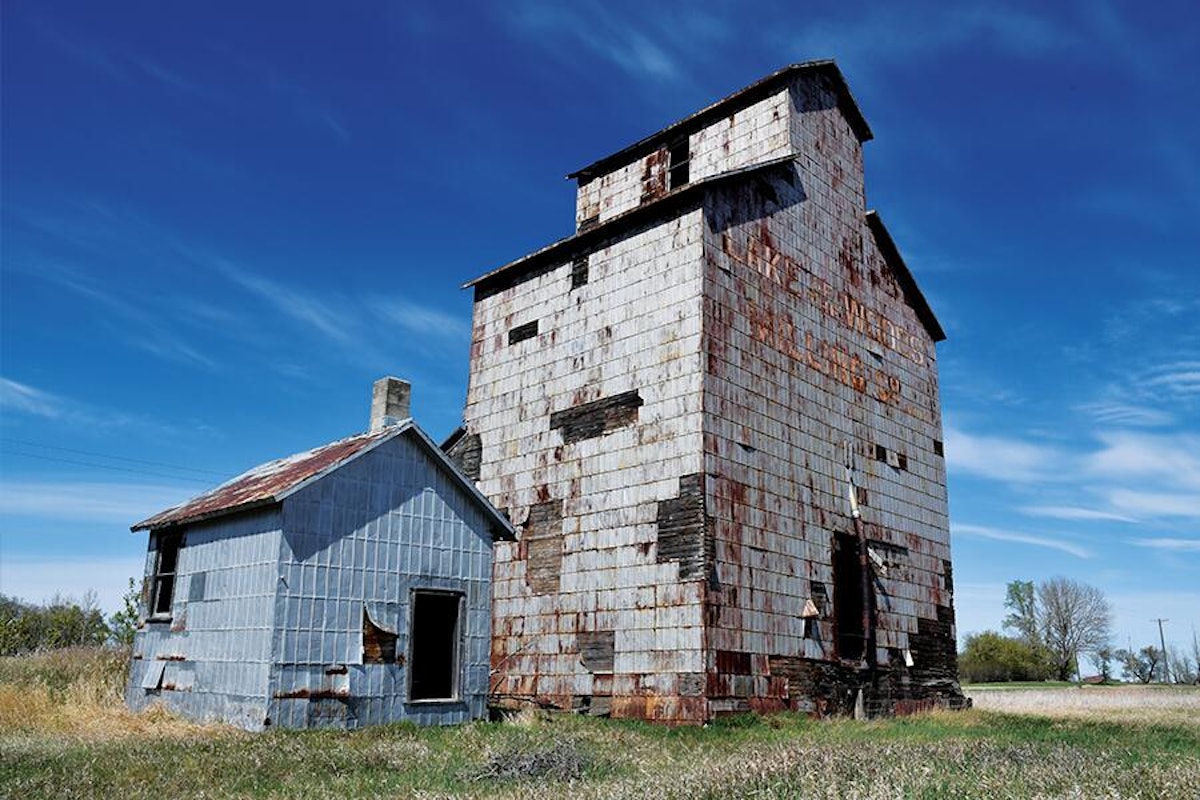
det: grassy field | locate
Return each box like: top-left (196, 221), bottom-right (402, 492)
top-left (3, 651), bottom-right (1199, 799)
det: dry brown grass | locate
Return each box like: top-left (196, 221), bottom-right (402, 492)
top-left (0, 647), bottom-right (224, 742)
top-left (3, 654), bottom-right (1198, 799)
top-left (965, 684), bottom-right (1200, 729)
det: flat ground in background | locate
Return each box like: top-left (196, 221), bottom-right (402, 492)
top-left (967, 683), bottom-right (1200, 729)
top-left (3, 651), bottom-right (1198, 800)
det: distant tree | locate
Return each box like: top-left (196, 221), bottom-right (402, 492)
top-left (1089, 645), bottom-right (1115, 683)
top-left (108, 578), bottom-right (142, 647)
top-left (1166, 646), bottom-right (1197, 685)
top-left (1037, 577), bottom-right (1113, 681)
top-left (43, 591), bottom-right (109, 649)
top-left (1003, 580), bottom-right (1040, 645)
top-left (0, 592), bottom-right (109, 654)
top-left (959, 631), bottom-right (1055, 683)
top-left (1117, 646), bottom-right (1161, 684)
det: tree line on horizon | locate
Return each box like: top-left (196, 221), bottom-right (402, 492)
top-left (0, 580), bottom-right (139, 656)
top-left (959, 576), bottom-right (1200, 685)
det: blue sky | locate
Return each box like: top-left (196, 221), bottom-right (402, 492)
top-left (2, 1), bottom-right (1197, 656)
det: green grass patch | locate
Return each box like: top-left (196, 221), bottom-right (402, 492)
top-left (3, 651), bottom-right (1199, 799)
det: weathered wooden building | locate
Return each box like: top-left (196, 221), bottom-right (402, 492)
top-left (450, 61), bottom-right (965, 722)
top-left (127, 378), bottom-right (513, 730)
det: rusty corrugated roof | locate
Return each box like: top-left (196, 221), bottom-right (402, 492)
top-left (131, 428), bottom-right (399, 531)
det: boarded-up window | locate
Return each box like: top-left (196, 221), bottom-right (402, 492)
top-left (524, 500), bottom-right (563, 595)
top-left (577, 631), bottom-right (615, 673)
top-left (409, 592), bottom-right (462, 701)
top-left (549, 390), bottom-right (643, 444)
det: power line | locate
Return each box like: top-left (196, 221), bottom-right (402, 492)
top-left (0, 438), bottom-right (228, 478)
top-left (1, 449), bottom-right (214, 485)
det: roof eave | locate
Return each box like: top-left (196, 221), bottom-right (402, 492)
top-left (865, 210), bottom-right (946, 343)
top-left (131, 497), bottom-right (281, 533)
top-left (464, 154), bottom-right (799, 294)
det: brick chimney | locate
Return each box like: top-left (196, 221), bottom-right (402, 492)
top-left (370, 377), bottom-right (411, 431)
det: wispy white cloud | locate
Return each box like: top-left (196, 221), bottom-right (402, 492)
top-left (1142, 361), bottom-right (1200, 399)
top-left (0, 481), bottom-right (196, 524)
top-left (1076, 402), bottom-right (1174, 428)
top-left (953, 523), bottom-right (1093, 559)
top-left (506, 1), bottom-right (688, 83)
top-left (218, 261), bottom-right (471, 369)
top-left (1086, 432), bottom-right (1200, 492)
top-left (1105, 489), bottom-right (1200, 520)
top-left (220, 263), bottom-right (356, 347)
top-left (1019, 505), bottom-right (1138, 523)
top-left (783, 2), bottom-right (1068, 77)
top-left (17, 260), bottom-right (218, 369)
top-left (0, 379), bottom-right (65, 419)
top-left (370, 298), bottom-right (470, 342)
top-left (0, 376), bottom-right (178, 434)
top-left (1130, 538), bottom-right (1200, 553)
top-left (943, 425), bottom-right (1066, 483)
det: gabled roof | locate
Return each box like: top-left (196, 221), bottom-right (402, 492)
top-left (567, 60), bottom-right (872, 183)
top-left (865, 210), bottom-right (946, 343)
top-left (132, 421), bottom-right (514, 539)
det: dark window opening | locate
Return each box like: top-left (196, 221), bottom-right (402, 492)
top-left (363, 607), bottom-right (398, 664)
top-left (508, 320), bottom-right (538, 345)
top-left (832, 532), bottom-right (866, 661)
top-left (409, 591), bottom-right (462, 701)
top-left (874, 444), bottom-right (888, 462)
top-left (571, 255), bottom-right (589, 289)
top-left (897, 453), bottom-right (908, 471)
top-left (150, 531), bottom-right (182, 618)
top-left (667, 139), bottom-right (690, 190)
top-left (933, 439), bottom-right (944, 457)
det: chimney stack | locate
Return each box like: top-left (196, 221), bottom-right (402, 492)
top-left (370, 377), bottom-right (411, 431)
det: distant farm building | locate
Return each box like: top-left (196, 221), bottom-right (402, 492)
top-left (449, 60), bottom-right (965, 722)
top-left (127, 378), bottom-right (512, 730)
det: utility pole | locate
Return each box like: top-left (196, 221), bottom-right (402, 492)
top-left (1153, 618), bottom-right (1170, 683)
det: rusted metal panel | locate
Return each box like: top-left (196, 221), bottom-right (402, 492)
top-left (131, 429), bottom-right (396, 531)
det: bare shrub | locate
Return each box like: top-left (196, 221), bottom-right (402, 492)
top-left (473, 737), bottom-right (592, 782)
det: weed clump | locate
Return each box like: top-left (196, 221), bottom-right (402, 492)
top-left (472, 737), bottom-right (593, 782)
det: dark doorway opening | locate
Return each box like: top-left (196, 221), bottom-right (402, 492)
top-left (409, 591), bottom-right (462, 701)
top-left (833, 532), bottom-right (865, 661)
